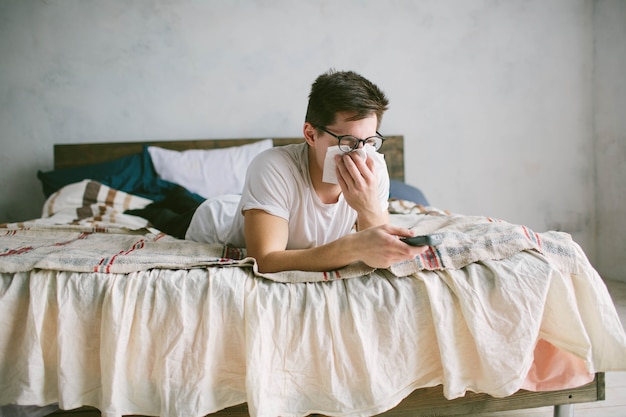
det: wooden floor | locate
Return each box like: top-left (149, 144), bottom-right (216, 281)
top-left (468, 279), bottom-right (626, 417)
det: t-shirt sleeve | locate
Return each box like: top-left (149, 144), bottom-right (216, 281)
top-left (238, 149), bottom-right (294, 221)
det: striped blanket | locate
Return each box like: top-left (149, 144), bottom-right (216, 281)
top-left (3, 179), bottom-right (153, 231)
top-left (0, 180), bottom-right (583, 282)
top-left (387, 200), bottom-right (580, 277)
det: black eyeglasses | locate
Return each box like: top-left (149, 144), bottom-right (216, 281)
top-left (315, 126), bottom-right (386, 153)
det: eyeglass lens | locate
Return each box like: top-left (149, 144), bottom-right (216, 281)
top-left (338, 136), bottom-right (383, 153)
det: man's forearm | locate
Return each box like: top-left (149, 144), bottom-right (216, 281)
top-left (253, 234), bottom-right (360, 273)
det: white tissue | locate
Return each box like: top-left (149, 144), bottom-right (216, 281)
top-left (322, 145), bottom-right (383, 184)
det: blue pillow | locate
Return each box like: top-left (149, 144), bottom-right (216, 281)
top-left (37, 147), bottom-right (203, 203)
top-left (389, 179), bottom-right (429, 206)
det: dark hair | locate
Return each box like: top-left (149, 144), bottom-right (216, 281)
top-left (305, 69), bottom-right (389, 129)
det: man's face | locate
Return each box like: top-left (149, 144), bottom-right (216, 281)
top-left (312, 112), bottom-right (378, 173)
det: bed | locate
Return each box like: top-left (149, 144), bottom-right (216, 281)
top-left (1, 136), bottom-right (625, 417)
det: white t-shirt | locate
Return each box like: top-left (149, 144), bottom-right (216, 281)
top-left (224, 142), bottom-right (389, 249)
top-left (185, 193), bottom-right (241, 244)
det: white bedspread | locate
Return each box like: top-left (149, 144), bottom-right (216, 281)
top-left (1, 182), bottom-right (626, 417)
top-left (1, 252), bottom-right (624, 417)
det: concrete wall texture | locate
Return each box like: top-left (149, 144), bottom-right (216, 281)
top-left (1, 0), bottom-right (624, 281)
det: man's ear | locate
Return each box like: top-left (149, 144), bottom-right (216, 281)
top-left (303, 122), bottom-right (317, 146)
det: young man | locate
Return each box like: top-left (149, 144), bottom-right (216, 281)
top-left (224, 70), bottom-right (427, 272)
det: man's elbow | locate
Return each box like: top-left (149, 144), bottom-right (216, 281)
top-left (246, 250), bottom-right (276, 274)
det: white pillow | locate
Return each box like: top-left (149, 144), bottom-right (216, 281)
top-left (148, 139), bottom-right (273, 199)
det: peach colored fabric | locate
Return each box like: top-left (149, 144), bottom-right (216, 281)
top-left (523, 339), bottom-right (594, 391)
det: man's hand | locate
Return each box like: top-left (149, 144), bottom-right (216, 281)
top-left (335, 152), bottom-right (386, 230)
top-left (348, 224), bottom-right (429, 269)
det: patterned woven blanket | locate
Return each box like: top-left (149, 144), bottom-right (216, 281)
top-left (387, 199), bottom-right (580, 277)
top-left (0, 181), bottom-right (583, 282)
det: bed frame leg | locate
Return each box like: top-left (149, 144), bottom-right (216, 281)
top-left (553, 404), bottom-right (574, 417)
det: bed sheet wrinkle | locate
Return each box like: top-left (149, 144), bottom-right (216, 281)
top-left (326, 280), bottom-right (373, 405)
top-left (420, 252), bottom-right (553, 399)
top-left (538, 267), bottom-right (594, 363)
top-left (421, 269), bottom-right (481, 399)
top-left (180, 269), bottom-right (247, 413)
top-left (460, 256), bottom-right (549, 355)
top-left (568, 246), bottom-right (626, 369)
top-left (146, 268), bottom-right (247, 417)
top-left (3, 268), bottom-right (252, 417)
top-left (244, 273), bottom-right (448, 417)
top-left (336, 277), bottom-right (398, 408)
top-left (0, 273), bottom-right (43, 406)
top-left (42, 272), bottom-right (83, 407)
top-left (55, 273), bottom-right (106, 409)
top-left (343, 275), bottom-right (413, 396)
top-left (97, 271), bottom-right (159, 416)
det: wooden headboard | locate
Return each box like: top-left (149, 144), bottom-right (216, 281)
top-left (53, 136), bottom-right (405, 181)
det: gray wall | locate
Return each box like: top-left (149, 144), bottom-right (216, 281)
top-left (1, 1), bottom-right (624, 281)
top-left (594, 0), bottom-right (626, 282)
